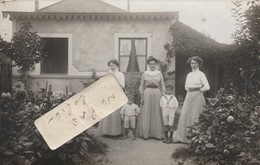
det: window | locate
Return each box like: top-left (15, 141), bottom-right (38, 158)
top-left (119, 38), bottom-right (147, 72)
top-left (41, 38), bottom-right (68, 74)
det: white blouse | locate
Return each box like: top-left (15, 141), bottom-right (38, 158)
top-left (108, 69), bottom-right (125, 88)
top-left (185, 69), bottom-right (210, 92)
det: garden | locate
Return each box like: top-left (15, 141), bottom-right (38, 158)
top-left (0, 0), bottom-right (259, 164)
top-left (0, 23), bottom-right (108, 164)
top-left (170, 1), bottom-right (260, 165)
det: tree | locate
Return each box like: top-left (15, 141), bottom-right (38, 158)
top-left (224, 0), bottom-right (260, 95)
top-left (7, 22), bottom-right (47, 88)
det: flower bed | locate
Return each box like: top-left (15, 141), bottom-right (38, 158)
top-left (172, 92), bottom-right (260, 165)
top-left (0, 82), bottom-right (107, 165)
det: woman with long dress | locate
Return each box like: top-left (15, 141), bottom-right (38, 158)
top-left (173, 56), bottom-right (210, 143)
top-left (98, 59), bottom-right (125, 137)
top-left (136, 56), bottom-right (165, 140)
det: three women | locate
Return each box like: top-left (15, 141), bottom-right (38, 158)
top-left (99, 55), bottom-right (210, 143)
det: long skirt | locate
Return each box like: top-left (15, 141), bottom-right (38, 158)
top-left (98, 108), bottom-right (122, 136)
top-left (172, 91), bottom-right (205, 143)
top-left (136, 88), bottom-right (164, 139)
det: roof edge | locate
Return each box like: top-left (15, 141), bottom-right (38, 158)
top-left (37, 0), bottom-right (127, 13)
top-left (2, 11), bottom-right (179, 20)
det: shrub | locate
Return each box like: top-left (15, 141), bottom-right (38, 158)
top-left (0, 82), bottom-right (107, 165)
top-left (124, 72), bottom-right (142, 106)
top-left (187, 93), bottom-right (260, 165)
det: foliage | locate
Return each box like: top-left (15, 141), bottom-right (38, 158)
top-left (0, 82), bottom-right (107, 165)
top-left (124, 72), bottom-right (142, 106)
top-left (187, 93), bottom-right (260, 165)
top-left (81, 69), bottom-right (98, 88)
top-left (0, 35), bottom-right (11, 55)
top-left (166, 21), bottom-right (230, 58)
top-left (158, 60), bottom-right (169, 79)
top-left (223, 0), bottom-right (260, 95)
top-left (8, 22), bottom-right (47, 73)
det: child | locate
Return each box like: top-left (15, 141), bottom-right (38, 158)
top-left (120, 96), bottom-right (140, 140)
top-left (160, 85), bottom-right (179, 144)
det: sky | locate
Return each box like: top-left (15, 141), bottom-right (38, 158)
top-left (0, 0), bottom-right (240, 44)
top-left (103, 0), bottom-right (238, 44)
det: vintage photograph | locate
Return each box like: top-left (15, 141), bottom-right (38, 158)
top-left (0, 0), bottom-right (259, 164)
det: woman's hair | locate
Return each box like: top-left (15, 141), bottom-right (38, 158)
top-left (187, 56), bottom-right (203, 67)
top-left (147, 56), bottom-right (158, 64)
top-left (107, 59), bottom-right (119, 67)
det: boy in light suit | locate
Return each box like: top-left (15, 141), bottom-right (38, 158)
top-left (160, 85), bottom-right (179, 144)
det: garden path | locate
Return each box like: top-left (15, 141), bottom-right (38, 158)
top-left (89, 126), bottom-right (191, 165)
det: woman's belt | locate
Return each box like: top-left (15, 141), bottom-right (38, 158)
top-left (188, 88), bottom-right (201, 92)
top-left (146, 85), bottom-right (159, 88)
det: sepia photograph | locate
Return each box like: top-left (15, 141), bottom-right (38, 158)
top-left (0, 0), bottom-right (259, 164)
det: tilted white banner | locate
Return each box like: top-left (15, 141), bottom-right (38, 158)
top-left (35, 74), bottom-right (128, 150)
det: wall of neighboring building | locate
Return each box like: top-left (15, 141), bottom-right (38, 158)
top-left (12, 17), bottom-right (176, 93)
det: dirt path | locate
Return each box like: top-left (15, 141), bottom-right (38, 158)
top-left (90, 127), bottom-right (187, 165)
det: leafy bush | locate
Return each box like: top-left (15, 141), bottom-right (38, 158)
top-left (8, 22), bottom-right (47, 73)
top-left (187, 93), bottom-right (260, 165)
top-left (81, 69), bottom-right (98, 88)
top-left (124, 72), bottom-right (142, 106)
top-left (0, 82), bottom-right (107, 165)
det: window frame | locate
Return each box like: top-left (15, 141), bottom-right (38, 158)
top-left (38, 33), bottom-right (72, 76)
top-left (40, 37), bottom-right (69, 75)
top-left (118, 38), bottom-right (148, 72)
top-left (114, 33), bottom-right (152, 72)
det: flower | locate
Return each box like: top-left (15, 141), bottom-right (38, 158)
top-left (13, 81), bottom-right (25, 91)
top-left (227, 116), bottom-right (234, 122)
top-left (226, 95), bottom-right (234, 101)
top-left (1, 92), bottom-right (11, 99)
top-left (223, 149), bottom-right (229, 155)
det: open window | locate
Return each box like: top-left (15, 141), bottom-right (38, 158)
top-left (41, 38), bottom-right (68, 74)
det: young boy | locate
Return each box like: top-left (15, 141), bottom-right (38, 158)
top-left (160, 85), bottom-right (179, 144)
top-left (120, 96), bottom-right (140, 140)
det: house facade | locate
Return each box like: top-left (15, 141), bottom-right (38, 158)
top-left (3, 0), bottom-right (178, 93)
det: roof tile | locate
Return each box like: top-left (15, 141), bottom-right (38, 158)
top-left (38, 0), bottom-right (126, 13)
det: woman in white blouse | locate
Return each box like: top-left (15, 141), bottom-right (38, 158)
top-left (98, 59), bottom-right (125, 138)
top-left (136, 56), bottom-right (165, 140)
top-left (173, 56), bottom-right (210, 143)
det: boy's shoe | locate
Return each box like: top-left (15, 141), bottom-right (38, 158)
top-left (131, 136), bottom-right (136, 140)
top-left (167, 138), bottom-right (173, 144)
top-left (121, 134), bottom-right (128, 139)
top-left (163, 138), bottom-right (168, 143)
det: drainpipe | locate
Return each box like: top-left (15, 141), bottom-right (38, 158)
top-left (35, 0), bottom-right (39, 11)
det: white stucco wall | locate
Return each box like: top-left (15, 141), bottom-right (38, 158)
top-left (12, 16), bottom-right (176, 92)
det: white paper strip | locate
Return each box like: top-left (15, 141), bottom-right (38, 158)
top-left (34, 73), bottom-right (128, 150)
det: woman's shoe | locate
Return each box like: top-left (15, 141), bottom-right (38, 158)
top-left (163, 138), bottom-right (168, 143)
top-left (167, 138), bottom-right (173, 144)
